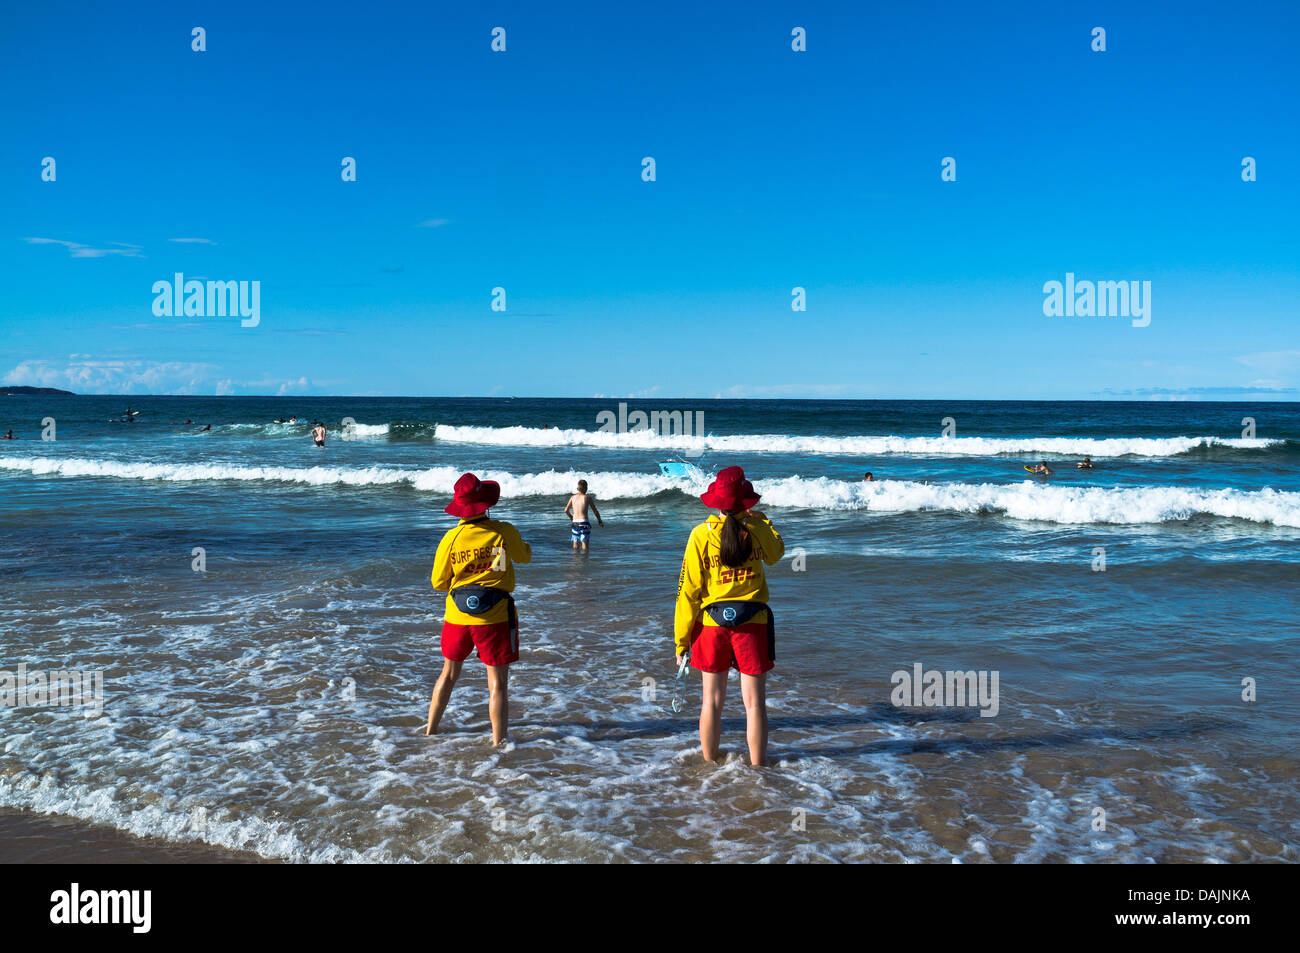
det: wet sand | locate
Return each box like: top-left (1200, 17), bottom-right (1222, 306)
top-left (0, 809), bottom-right (269, 864)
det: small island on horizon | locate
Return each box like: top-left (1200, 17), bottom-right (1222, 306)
top-left (0, 386), bottom-right (75, 396)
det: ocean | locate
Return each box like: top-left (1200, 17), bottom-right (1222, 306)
top-left (1, 396), bottom-right (1296, 862)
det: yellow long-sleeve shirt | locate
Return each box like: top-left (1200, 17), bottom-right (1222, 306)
top-left (432, 517), bottom-right (532, 625)
top-left (674, 514), bottom-right (785, 654)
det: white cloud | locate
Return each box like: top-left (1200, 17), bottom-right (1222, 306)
top-left (276, 376), bottom-right (310, 396)
top-left (168, 237), bottom-right (217, 245)
top-left (24, 238), bottom-right (144, 259)
top-left (3, 359), bottom-right (216, 394)
top-left (2, 361), bottom-right (327, 397)
top-left (721, 383), bottom-right (856, 398)
top-left (416, 218), bottom-right (451, 228)
top-left (1235, 350), bottom-right (1300, 377)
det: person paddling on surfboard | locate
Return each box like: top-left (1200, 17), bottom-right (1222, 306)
top-left (1077, 456), bottom-right (1094, 470)
top-left (674, 466), bottom-right (784, 767)
top-left (1028, 461), bottom-right (1053, 476)
top-left (427, 473), bottom-right (532, 746)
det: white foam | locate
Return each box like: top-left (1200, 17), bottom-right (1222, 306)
top-left (434, 424), bottom-right (1279, 458)
top-left (4, 456), bottom-right (1297, 526)
top-left (760, 476), bottom-right (1300, 527)
top-left (220, 421), bottom-right (388, 437)
top-left (0, 773), bottom-right (378, 863)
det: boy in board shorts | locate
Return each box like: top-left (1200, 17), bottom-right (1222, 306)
top-left (564, 479), bottom-right (604, 551)
top-left (426, 472), bottom-right (532, 746)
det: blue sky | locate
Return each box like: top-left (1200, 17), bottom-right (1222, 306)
top-left (2, 0), bottom-right (1297, 399)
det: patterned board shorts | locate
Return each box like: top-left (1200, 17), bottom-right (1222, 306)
top-left (571, 520), bottom-right (591, 543)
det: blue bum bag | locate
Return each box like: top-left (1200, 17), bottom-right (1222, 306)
top-left (703, 600), bottom-right (775, 661)
top-left (450, 584), bottom-right (518, 637)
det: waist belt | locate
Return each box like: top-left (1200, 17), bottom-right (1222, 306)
top-left (703, 600), bottom-right (775, 661)
top-left (450, 585), bottom-right (517, 635)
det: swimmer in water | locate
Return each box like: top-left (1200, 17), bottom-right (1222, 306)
top-left (863, 472), bottom-right (875, 482)
top-left (564, 479), bottom-right (604, 551)
top-left (1030, 461), bottom-right (1053, 476)
top-left (1077, 456), bottom-right (1094, 470)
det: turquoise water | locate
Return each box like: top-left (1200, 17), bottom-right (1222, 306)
top-left (1, 396), bottom-right (1296, 861)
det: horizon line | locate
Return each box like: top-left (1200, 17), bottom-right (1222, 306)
top-left (4, 392), bottom-right (1298, 403)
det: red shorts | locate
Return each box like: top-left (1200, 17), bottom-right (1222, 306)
top-left (689, 622), bottom-right (774, 676)
top-left (441, 621), bottom-right (518, 666)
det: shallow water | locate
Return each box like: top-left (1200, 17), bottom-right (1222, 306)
top-left (1, 397), bottom-right (1296, 861)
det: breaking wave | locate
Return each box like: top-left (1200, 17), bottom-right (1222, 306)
top-left (4, 455), bottom-right (1298, 527)
top-left (432, 424), bottom-right (1283, 459)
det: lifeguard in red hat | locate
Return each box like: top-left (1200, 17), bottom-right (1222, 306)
top-left (673, 465), bottom-right (785, 766)
top-left (426, 472), bottom-right (532, 746)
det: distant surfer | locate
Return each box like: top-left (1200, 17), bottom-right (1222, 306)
top-left (674, 466), bottom-right (784, 767)
top-left (311, 421), bottom-right (326, 447)
top-left (1, 429), bottom-right (15, 440)
top-left (1077, 456), bottom-right (1094, 470)
top-left (1029, 461), bottom-right (1053, 476)
top-left (564, 479), bottom-right (604, 551)
top-left (427, 473), bottom-right (532, 746)
top-left (200, 424), bottom-right (211, 432)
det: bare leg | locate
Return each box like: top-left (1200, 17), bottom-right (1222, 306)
top-left (699, 670), bottom-right (727, 762)
top-left (486, 664), bottom-right (509, 745)
top-left (740, 672), bottom-right (768, 766)
top-left (425, 658), bottom-right (464, 735)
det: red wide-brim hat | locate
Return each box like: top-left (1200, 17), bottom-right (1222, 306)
top-left (700, 465), bottom-right (760, 512)
top-left (445, 472), bottom-right (501, 517)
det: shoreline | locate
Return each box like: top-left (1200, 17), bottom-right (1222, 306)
top-left (0, 808), bottom-right (271, 864)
